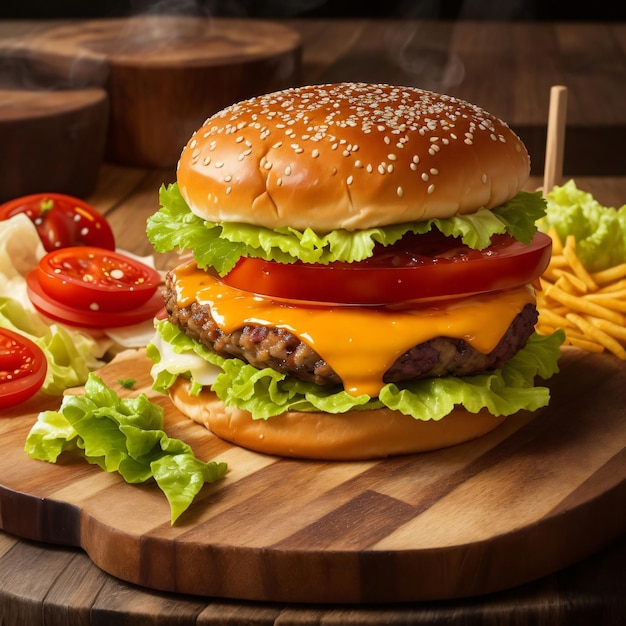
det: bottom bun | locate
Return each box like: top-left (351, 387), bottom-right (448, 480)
top-left (169, 378), bottom-right (507, 460)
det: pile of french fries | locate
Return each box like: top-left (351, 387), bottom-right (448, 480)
top-left (536, 228), bottom-right (626, 359)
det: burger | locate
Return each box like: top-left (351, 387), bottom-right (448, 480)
top-left (146, 82), bottom-right (564, 460)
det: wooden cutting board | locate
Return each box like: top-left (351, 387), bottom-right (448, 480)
top-left (0, 346), bottom-right (624, 604)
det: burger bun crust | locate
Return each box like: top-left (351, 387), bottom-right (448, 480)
top-left (177, 82), bottom-right (530, 232)
top-left (169, 377), bottom-right (507, 460)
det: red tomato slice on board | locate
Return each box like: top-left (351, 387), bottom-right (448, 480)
top-left (221, 231), bottom-right (552, 305)
top-left (0, 192), bottom-right (115, 252)
top-left (36, 247), bottom-right (162, 312)
top-left (0, 327), bottom-right (47, 410)
top-left (26, 247), bottom-right (164, 328)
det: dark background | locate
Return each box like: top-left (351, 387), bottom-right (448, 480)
top-left (1, 0), bottom-right (624, 20)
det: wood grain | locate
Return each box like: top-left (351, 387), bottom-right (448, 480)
top-left (0, 346), bottom-right (624, 604)
top-left (0, 87), bottom-right (108, 202)
top-left (3, 16), bottom-right (302, 168)
top-left (288, 19), bottom-right (626, 176)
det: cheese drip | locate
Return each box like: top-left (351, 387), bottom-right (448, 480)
top-left (173, 263), bottom-right (535, 398)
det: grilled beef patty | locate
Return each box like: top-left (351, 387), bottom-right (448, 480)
top-left (164, 271), bottom-right (538, 387)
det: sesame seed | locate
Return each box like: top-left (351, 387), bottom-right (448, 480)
top-left (225, 187), bottom-right (232, 195)
top-left (427, 184), bottom-right (435, 194)
top-left (193, 84), bottom-right (524, 196)
top-left (224, 175), bottom-right (232, 182)
top-left (347, 175), bottom-right (353, 185)
top-left (397, 186), bottom-right (404, 197)
top-left (285, 166), bottom-right (292, 175)
top-left (421, 173), bottom-right (429, 182)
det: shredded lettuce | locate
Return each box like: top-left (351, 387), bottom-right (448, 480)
top-left (541, 179), bottom-right (626, 271)
top-left (24, 373), bottom-right (228, 524)
top-left (1, 297), bottom-right (102, 395)
top-left (147, 183), bottom-right (546, 276)
top-left (149, 319), bottom-right (565, 423)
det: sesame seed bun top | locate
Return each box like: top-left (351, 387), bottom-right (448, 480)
top-left (177, 82), bottom-right (530, 232)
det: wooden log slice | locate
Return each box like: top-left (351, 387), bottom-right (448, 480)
top-left (0, 87), bottom-right (108, 202)
top-left (15, 17), bottom-right (302, 167)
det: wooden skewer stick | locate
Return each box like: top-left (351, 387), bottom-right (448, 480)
top-left (543, 85), bottom-right (568, 197)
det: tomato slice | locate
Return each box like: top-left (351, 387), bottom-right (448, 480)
top-left (221, 231), bottom-right (553, 305)
top-left (26, 247), bottom-right (164, 328)
top-left (36, 247), bottom-right (162, 312)
top-left (0, 192), bottom-right (115, 252)
top-left (0, 327), bottom-right (48, 410)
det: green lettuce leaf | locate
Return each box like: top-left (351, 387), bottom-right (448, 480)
top-left (147, 183), bottom-right (545, 275)
top-left (0, 297), bottom-right (102, 395)
top-left (540, 179), bottom-right (626, 271)
top-left (149, 319), bottom-right (565, 423)
top-left (25, 374), bottom-right (228, 524)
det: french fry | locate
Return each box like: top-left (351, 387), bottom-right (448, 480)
top-left (597, 278), bottom-right (626, 294)
top-left (568, 336), bottom-right (605, 353)
top-left (556, 271), bottom-right (588, 294)
top-left (562, 236), bottom-right (598, 291)
top-left (537, 228), bottom-right (626, 360)
top-left (547, 226), bottom-right (564, 254)
top-left (565, 312), bottom-right (626, 359)
top-left (591, 263), bottom-right (626, 285)
top-left (585, 293), bottom-right (626, 313)
top-left (588, 316), bottom-right (626, 342)
top-left (543, 284), bottom-right (624, 325)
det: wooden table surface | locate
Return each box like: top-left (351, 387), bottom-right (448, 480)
top-left (1, 16), bottom-right (625, 625)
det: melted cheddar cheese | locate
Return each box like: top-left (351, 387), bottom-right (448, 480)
top-left (173, 262), bottom-right (535, 398)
